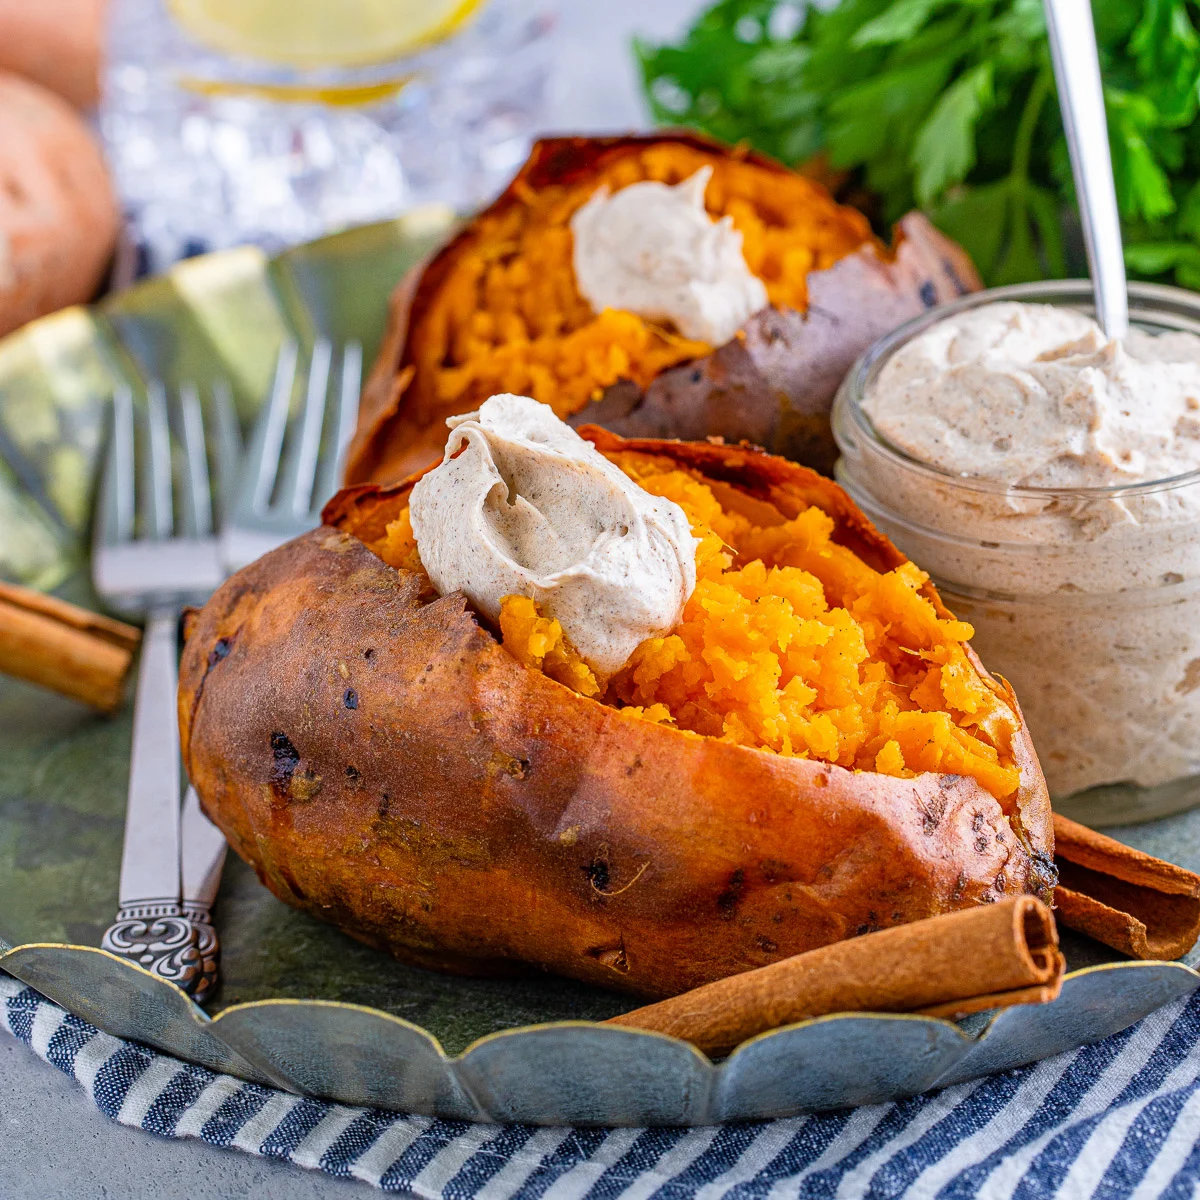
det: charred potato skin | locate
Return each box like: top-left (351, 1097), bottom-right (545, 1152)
top-left (345, 132), bottom-right (982, 486)
top-left (180, 434), bottom-right (1054, 1000)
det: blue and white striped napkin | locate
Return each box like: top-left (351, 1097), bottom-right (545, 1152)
top-left (4, 969), bottom-right (1200, 1197)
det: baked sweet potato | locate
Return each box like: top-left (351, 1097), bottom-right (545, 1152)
top-left (180, 431), bottom-right (1054, 1000)
top-left (346, 133), bottom-right (982, 486)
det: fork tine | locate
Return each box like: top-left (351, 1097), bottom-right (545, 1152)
top-left (97, 385), bottom-right (136, 548)
top-left (207, 380), bottom-right (242, 529)
top-left (177, 382), bottom-right (213, 538)
top-left (142, 381), bottom-right (174, 539)
top-left (244, 340), bottom-right (297, 514)
top-left (314, 339), bottom-right (362, 507)
top-left (277, 336), bottom-right (331, 520)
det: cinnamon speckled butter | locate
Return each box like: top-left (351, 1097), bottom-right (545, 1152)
top-left (410, 394), bottom-right (697, 678)
top-left (570, 167), bottom-right (768, 346)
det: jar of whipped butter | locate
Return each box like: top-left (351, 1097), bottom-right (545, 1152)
top-left (832, 281), bottom-right (1200, 825)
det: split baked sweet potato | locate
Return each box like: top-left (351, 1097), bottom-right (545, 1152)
top-left (346, 133), bottom-right (982, 486)
top-left (180, 431), bottom-right (1054, 1000)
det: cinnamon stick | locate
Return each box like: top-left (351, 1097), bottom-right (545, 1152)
top-left (0, 581), bottom-right (139, 714)
top-left (605, 897), bottom-right (1063, 1057)
top-left (1053, 813), bottom-right (1200, 961)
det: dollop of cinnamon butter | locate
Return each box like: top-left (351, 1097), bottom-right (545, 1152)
top-left (863, 301), bottom-right (1200, 486)
top-left (570, 166), bottom-right (768, 345)
top-left (409, 394), bottom-right (697, 678)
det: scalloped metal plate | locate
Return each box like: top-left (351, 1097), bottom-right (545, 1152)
top-left (3, 944), bottom-right (1196, 1126)
top-left (1, 217), bottom-right (1199, 1124)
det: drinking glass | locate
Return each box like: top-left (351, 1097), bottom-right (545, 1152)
top-left (101, 0), bottom-right (559, 271)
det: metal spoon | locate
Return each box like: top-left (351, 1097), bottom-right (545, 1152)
top-left (1043, 0), bottom-right (1128, 339)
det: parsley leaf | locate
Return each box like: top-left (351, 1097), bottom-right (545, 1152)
top-left (637, 0), bottom-right (1200, 291)
top-left (852, 0), bottom-right (949, 48)
top-left (912, 61), bottom-right (996, 205)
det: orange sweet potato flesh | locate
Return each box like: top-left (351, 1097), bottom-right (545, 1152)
top-left (345, 132), bottom-right (982, 487)
top-left (180, 433), bottom-right (1054, 1000)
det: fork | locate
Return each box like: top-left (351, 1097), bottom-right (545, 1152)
top-left (221, 337), bottom-right (363, 573)
top-left (93, 380), bottom-right (236, 1003)
top-left (181, 339), bottom-right (361, 989)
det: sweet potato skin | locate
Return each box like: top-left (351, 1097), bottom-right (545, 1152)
top-left (0, 71), bottom-right (118, 337)
top-left (0, 0), bottom-right (104, 109)
top-left (180, 435), bottom-right (1054, 1000)
top-left (345, 133), bottom-right (982, 486)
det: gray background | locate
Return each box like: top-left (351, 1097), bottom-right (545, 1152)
top-left (0, 1), bottom-right (699, 1196)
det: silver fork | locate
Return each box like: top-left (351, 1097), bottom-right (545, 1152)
top-left (186, 339), bottom-right (361, 989)
top-left (221, 337), bottom-right (362, 573)
top-left (93, 380), bottom-right (237, 1004)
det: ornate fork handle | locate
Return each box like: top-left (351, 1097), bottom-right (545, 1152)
top-left (101, 900), bottom-right (203, 991)
top-left (180, 900), bottom-right (219, 1005)
top-left (102, 612), bottom-right (209, 999)
top-left (180, 784), bottom-right (226, 1005)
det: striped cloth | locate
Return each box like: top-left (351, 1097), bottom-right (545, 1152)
top-left (5, 971), bottom-right (1200, 1198)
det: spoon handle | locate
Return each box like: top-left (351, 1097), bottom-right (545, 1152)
top-left (1044, 0), bottom-right (1128, 340)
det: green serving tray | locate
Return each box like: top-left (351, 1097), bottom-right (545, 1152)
top-left (0, 218), bottom-right (1197, 1125)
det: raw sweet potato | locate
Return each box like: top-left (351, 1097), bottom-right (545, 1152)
top-left (0, 0), bottom-right (105, 109)
top-left (180, 432), bottom-right (1054, 999)
top-left (0, 71), bottom-right (118, 337)
top-left (346, 133), bottom-right (981, 486)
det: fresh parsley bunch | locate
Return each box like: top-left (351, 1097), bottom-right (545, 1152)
top-left (637, 0), bottom-right (1200, 288)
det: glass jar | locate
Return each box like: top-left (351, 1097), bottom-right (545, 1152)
top-left (832, 280), bottom-right (1200, 826)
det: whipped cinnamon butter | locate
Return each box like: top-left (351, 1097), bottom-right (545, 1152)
top-left (409, 394), bottom-right (697, 679)
top-left (570, 166), bottom-right (768, 345)
top-left (864, 302), bottom-right (1200, 487)
top-left (839, 298), bottom-right (1200, 802)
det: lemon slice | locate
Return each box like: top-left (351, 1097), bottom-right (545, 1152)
top-left (167, 0), bottom-right (483, 68)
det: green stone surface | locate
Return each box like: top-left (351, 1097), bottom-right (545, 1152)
top-left (0, 211), bottom-right (457, 592)
top-left (0, 210), bottom-right (632, 1058)
top-left (1, 213), bottom-right (1198, 1100)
